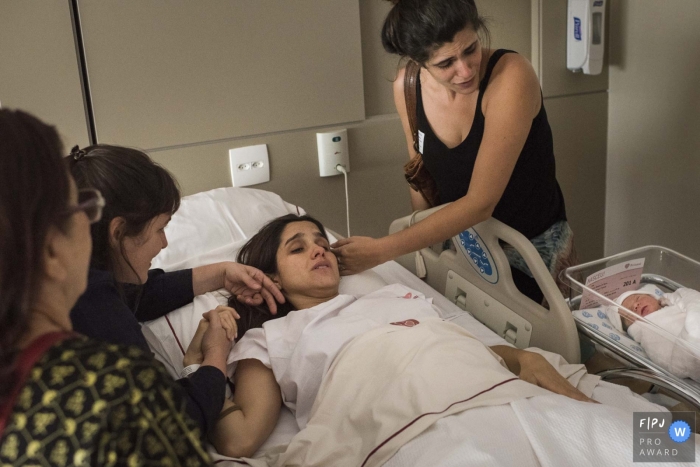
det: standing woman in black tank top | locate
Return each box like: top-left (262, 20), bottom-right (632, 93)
top-left (332, 0), bottom-right (576, 304)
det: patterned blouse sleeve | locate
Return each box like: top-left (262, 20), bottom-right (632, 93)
top-left (106, 345), bottom-right (213, 466)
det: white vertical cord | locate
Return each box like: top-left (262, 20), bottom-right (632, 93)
top-left (336, 164), bottom-right (350, 238)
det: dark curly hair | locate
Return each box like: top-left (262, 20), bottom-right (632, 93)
top-left (381, 0), bottom-right (490, 65)
top-left (67, 145), bottom-right (180, 282)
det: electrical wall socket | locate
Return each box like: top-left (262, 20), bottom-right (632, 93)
top-left (228, 144), bottom-right (270, 187)
top-left (317, 129), bottom-right (349, 177)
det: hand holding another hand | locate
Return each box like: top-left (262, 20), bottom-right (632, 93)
top-left (182, 304), bottom-right (239, 369)
top-left (182, 309), bottom-right (233, 374)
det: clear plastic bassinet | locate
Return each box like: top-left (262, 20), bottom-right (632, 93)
top-left (562, 245), bottom-right (700, 409)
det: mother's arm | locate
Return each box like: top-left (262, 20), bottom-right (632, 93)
top-left (490, 345), bottom-right (595, 403)
top-left (209, 359), bottom-right (282, 458)
top-left (332, 55), bottom-right (542, 275)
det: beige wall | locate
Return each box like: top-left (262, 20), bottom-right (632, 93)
top-left (79, 0), bottom-right (365, 149)
top-left (149, 0), bottom-right (536, 239)
top-left (606, 0), bottom-right (700, 260)
top-left (1, 0), bottom-right (609, 257)
top-left (0, 0), bottom-right (89, 148)
top-left (149, 116), bottom-right (411, 238)
top-left (532, 0), bottom-right (609, 262)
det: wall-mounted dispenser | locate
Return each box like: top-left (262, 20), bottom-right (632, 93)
top-left (567, 0), bottom-right (606, 75)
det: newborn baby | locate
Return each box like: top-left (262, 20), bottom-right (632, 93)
top-left (608, 284), bottom-right (700, 381)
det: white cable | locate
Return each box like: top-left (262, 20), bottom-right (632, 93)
top-left (336, 164), bottom-right (350, 238)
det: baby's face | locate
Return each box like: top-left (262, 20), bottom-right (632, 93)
top-left (621, 294), bottom-right (662, 318)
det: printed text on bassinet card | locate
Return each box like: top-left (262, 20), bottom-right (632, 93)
top-left (580, 259), bottom-right (645, 309)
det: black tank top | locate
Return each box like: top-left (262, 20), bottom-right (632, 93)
top-left (417, 49), bottom-right (566, 239)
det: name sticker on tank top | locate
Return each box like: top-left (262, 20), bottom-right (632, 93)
top-left (418, 130), bottom-right (425, 154)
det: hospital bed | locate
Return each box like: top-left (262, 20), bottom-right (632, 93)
top-left (140, 188), bottom-right (679, 465)
top-left (388, 203), bottom-right (580, 364)
top-left (390, 206), bottom-right (700, 411)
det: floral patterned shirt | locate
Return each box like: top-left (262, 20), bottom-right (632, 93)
top-left (0, 335), bottom-right (211, 466)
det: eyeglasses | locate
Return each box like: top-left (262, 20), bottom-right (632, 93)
top-left (63, 189), bottom-right (106, 224)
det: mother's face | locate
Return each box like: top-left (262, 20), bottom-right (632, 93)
top-left (273, 221), bottom-right (339, 304)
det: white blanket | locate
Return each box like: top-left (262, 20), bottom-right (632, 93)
top-left (241, 319), bottom-right (554, 467)
top-left (628, 288), bottom-right (700, 381)
top-left (385, 382), bottom-right (677, 467)
top-left (229, 284), bottom-right (446, 429)
top-left (509, 393), bottom-right (696, 467)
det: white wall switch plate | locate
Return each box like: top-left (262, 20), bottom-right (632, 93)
top-left (229, 144), bottom-right (270, 187)
top-left (317, 129), bottom-right (349, 177)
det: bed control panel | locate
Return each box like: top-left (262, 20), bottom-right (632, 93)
top-left (445, 270), bottom-right (532, 349)
top-left (453, 228), bottom-right (499, 284)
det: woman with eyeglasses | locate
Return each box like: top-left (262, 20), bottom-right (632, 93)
top-left (0, 108), bottom-right (215, 465)
top-left (67, 144), bottom-right (285, 438)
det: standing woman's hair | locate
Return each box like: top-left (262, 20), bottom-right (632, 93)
top-left (230, 214), bottom-right (328, 337)
top-left (381, 0), bottom-right (490, 64)
top-left (67, 145), bottom-right (180, 279)
top-left (0, 109), bottom-right (71, 403)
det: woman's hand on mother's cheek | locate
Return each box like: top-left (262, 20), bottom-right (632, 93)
top-left (331, 236), bottom-right (386, 275)
top-left (222, 262), bottom-right (285, 314)
top-left (517, 351), bottom-right (597, 404)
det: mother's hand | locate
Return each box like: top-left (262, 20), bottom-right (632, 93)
top-left (517, 351), bottom-right (596, 403)
top-left (331, 236), bottom-right (387, 275)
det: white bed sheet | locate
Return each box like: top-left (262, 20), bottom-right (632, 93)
top-left (384, 382), bottom-right (674, 467)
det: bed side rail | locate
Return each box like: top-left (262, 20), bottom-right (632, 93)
top-left (389, 204), bottom-right (580, 364)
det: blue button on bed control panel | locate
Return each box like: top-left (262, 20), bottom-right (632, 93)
top-left (454, 228), bottom-right (499, 284)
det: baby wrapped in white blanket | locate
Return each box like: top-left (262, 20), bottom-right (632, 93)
top-left (609, 284), bottom-right (700, 381)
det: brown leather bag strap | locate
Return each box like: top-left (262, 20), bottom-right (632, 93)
top-left (403, 60), bottom-right (421, 154)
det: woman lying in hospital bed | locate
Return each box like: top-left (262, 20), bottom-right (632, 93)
top-left (182, 213), bottom-right (692, 467)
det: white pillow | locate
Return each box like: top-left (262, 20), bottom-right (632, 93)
top-left (152, 187), bottom-right (303, 271)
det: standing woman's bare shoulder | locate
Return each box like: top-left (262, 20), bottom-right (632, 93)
top-left (482, 53), bottom-right (541, 119)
